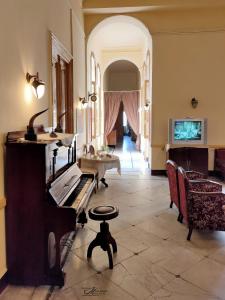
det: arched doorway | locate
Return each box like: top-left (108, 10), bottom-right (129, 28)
top-left (104, 60), bottom-right (140, 147)
top-left (87, 15), bottom-right (152, 170)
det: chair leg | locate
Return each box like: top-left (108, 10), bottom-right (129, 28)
top-left (187, 226), bottom-right (193, 241)
top-left (170, 201), bottom-right (173, 208)
top-left (177, 213), bottom-right (183, 223)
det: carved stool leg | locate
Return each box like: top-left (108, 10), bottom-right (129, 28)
top-left (87, 237), bottom-right (101, 259)
top-left (109, 236), bottom-right (117, 253)
top-left (105, 244), bottom-right (113, 269)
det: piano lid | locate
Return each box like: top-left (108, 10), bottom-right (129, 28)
top-left (49, 164), bottom-right (82, 206)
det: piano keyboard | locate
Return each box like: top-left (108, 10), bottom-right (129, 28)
top-left (63, 177), bottom-right (92, 208)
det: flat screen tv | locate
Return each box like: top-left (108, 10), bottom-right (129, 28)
top-left (169, 118), bottom-right (207, 144)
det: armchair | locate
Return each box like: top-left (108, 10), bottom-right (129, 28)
top-left (177, 166), bottom-right (223, 240)
top-left (166, 160), bottom-right (205, 222)
top-left (187, 191), bottom-right (225, 240)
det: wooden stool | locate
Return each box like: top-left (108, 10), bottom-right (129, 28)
top-left (87, 205), bottom-right (119, 269)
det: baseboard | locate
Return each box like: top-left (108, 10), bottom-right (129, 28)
top-left (208, 170), bottom-right (219, 177)
top-left (151, 170), bottom-right (167, 176)
top-left (0, 272), bottom-right (8, 294)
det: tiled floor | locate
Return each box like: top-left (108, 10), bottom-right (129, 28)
top-left (2, 145), bottom-right (225, 299)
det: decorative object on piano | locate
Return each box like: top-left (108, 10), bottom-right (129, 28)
top-left (83, 144), bottom-right (88, 155)
top-left (191, 97), bottom-right (199, 108)
top-left (26, 72), bottom-right (45, 99)
top-left (89, 145), bottom-right (95, 155)
top-left (79, 97), bottom-right (88, 108)
top-left (87, 205), bottom-right (119, 269)
top-left (49, 128), bottom-right (58, 138)
top-left (55, 111), bottom-right (67, 133)
top-left (88, 92), bottom-right (97, 102)
top-left (24, 108), bottom-right (48, 141)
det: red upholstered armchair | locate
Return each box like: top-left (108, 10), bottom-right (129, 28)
top-left (166, 160), bottom-right (205, 222)
top-left (177, 166), bottom-right (223, 240)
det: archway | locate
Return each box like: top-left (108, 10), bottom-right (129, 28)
top-left (86, 15), bottom-right (152, 169)
top-left (103, 60), bottom-right (140, 149)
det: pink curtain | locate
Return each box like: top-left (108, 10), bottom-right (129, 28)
top-left (104, 92), bottom-right (122, 143)
top-left (122, 91), bottom-right (140, 149)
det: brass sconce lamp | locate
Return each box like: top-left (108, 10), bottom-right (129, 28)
top-left (26, 72), bottom-right (45, 99)
top-left (191, 97), bottom-right (198, 109)
top-left (79, 97), bottom-right (88, 108)
top-left (88, 92), bottom-right (97, 102)
top-left (144, 100), bottom-right (151, 111)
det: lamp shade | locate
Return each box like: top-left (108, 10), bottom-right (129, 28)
top-left (31, 79), bottom-right (45, 99)
top-left (26, 72), bottom-right (45, 99)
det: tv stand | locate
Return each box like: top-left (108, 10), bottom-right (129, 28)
top-left (168, 146), bottom-right (208, 176)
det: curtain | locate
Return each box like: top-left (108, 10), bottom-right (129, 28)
top-left (104, 92), bottom-right (122, 143)
top-left (122, 91), bottom-right (140, 149)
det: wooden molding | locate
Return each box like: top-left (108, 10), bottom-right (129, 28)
top-left (0, 198), bottom-right (6, 209)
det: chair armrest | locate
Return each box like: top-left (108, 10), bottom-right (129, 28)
top-left (189, 179), bottom-right (222, 192)
top-left (186, 171), bottom-right (205, 180)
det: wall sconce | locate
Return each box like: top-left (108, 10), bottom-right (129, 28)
top-left (26, 72), bottom-right (45, 99)
top-left (88, 92), bottom-right (97, 102)
top-left (191, 97), bottom-right (199, 109)
top-left (79, 97), bottom-right (88, 108)
top-left (144, 101), bottom-right (151, 111)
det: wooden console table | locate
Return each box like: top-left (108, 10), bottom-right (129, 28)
top-left (168, 146), bottom-right (208, 176)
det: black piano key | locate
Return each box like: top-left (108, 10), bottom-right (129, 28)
top-left (63, 177), bottom-right (89, 207)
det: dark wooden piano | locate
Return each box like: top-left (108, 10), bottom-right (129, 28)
top-left (5, 131), bottom-right (96, 286)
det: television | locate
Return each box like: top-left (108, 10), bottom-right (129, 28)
top-left (169, 118), bottom-right (207, 144)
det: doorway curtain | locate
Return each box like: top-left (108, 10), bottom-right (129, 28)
top-left (104, 91), bottom-right (140, 149)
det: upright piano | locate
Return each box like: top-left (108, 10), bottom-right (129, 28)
top-left (5, 131), bottom-right (96, 286)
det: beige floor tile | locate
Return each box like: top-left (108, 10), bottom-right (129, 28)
top-left (0, 286), bottom-right (35, 300)
top-left (182, 258), bottom-right (225, 299)
top-left (61, 253), bottom-right (96, 289)
top-left (104, 255), bottom-right (174, 300)
top-left (75, 242), bottom-right (133, 271)
top-left (149, 278), bottom-right (218, 300)
top-left (114, 226), bottom-right (162, 253)
top-left (50, 273), bottom-right (135, 300)
top-left (71, 227), bottom-right (97, 250)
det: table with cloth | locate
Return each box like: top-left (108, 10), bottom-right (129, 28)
top-left (80, 154), bottom-right (121, 187)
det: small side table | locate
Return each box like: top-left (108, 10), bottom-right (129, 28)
top-left (80, 154), bottom-right (121, 187)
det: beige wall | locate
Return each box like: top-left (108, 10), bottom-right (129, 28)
top-left (85, 6), bottom-right (225, 170)
top-left (152, 30), bottom-right (225, 169)
top-left (0, 0), bottom-right (85, 278)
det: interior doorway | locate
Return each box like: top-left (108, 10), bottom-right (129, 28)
top-left (87, 15), bottom-right (152, 171)
top-left (104, 60), bottom-right (140, 147)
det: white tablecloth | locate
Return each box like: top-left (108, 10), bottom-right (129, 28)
top-left (80, 154), bottom-right (121, 179)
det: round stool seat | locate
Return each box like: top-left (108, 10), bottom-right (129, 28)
top-left (88, 205), bottom-right (119, 221)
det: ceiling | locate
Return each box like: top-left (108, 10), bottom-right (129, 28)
top-left (90, 21), bottom-right (148, 50)
top-left (83, 0), bottom-right (225, 14)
